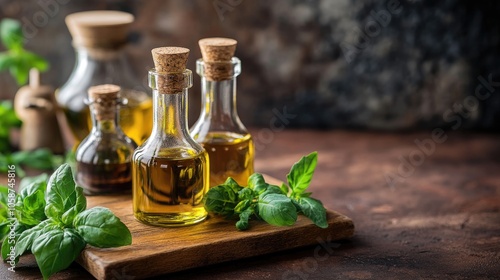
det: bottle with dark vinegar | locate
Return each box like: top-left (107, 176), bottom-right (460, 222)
top-left (133, 47), bottom-right (209, 226)
top-left (190, 38), bottom-right (255, 187)
top-left (75, 84), bottom-right (137, 195)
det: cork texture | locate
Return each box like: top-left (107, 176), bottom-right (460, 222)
top-left (66, 11), bottom-right (134, 49)
top-left (199, 38), bottom-right (237, 81)
top-left (151, 47), bottom-right (190, 93)
top-left (88, 84), bottom-right (121, 121)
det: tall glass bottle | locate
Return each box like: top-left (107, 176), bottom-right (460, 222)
top-left (75, 84), bottom-right (137, 195)
top-left (190, 38), bottom-right (254, 186)
top-left (57, 11), bottom-right (152, 148)
top-left (133, 47), bottom-right (209, 226)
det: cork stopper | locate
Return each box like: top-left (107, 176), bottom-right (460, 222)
top-left (151, 47), bottom-right (190, 93)
top-left (88, 84), bottom-right (121, 121)
top-left (198, 37), bottom-right (237, 81)
top-left (66, 11), bottom-right (134, 49)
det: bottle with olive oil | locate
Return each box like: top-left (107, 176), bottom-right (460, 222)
top-left (190, 38), bottom-right (255, 187)
top-left (133, 47), bottom-right (209, 226)
top-left (57, 11), bottom-right (152, 148)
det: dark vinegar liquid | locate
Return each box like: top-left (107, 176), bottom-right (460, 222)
top-left (133, 148), bottom-right (209, 226)
top-left (76, 161), bottom-right (132, 195)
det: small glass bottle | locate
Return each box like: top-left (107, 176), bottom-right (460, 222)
top-left (75, 84), bottom-right (137, 195)
top-left (133, 47), bottom-right (209, 226)
top-left (57, 11), bottom-right (152, 148)
top-left (190, 38), bottom-right (254, 186)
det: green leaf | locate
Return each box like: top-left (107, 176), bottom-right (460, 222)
top-left (236, 208), bottom-right (253, 230)
top-left (21, 51), bottom-right (49, 72)
top-left (287, 152), bottom-right (318, 196)
top-left (73, 207), bottom-right (131, 248)
top-left (19, 174), bottom-right (48, 192)
top-left (248, 173), bottom-right (267, 194)
top-left (13, 149), bottom-right (57, 171)
top-left (262, 184), bottom-right (284, 196)
top-left (44, 164), bottom-right (77, 223)
top-left (204, 185), bottom-right (239, 216)
top-left (1, 236), bottom-right (14, 262)
top-left (237, 187), bottom-right (254, 201)
top-left (61, 187), bottom-right (86, 226)
top-left (0, 53), bottom-right (15, 71)
top-left (9, 64), bottom-right (28, 85)
top-left (293, 197), bottom-right (328, 228)
top-left (15, 186), bottom-right (46, 226)
top-left (32, 228), bottom-right (86, 280)
top-left (280, 183), bottom-right (289, 195)
top-left (257, 193), bottom-right (297, 226)
top-left (223, 177), bottom-right (242, 193)
top-left (234, 199), bottom-right (252, 213)
top-left (0, 19), bottom-right (23, 50)
top-left (15, 219), bottom-right (57, 258)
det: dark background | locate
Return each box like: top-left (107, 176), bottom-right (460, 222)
top-left (1, 0), bottom-right (500, 130)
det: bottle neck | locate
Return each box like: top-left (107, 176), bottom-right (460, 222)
top-left (89, 104), bottom-right (120, 135)
top-left (200, 77), bottom-right (238, 122)
top-left (151, 90), bottom-right (190, 139)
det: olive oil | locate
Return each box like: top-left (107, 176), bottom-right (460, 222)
top-left (62, 89), bottom-right (152, 147)
top-left (199, 132), bottom-right (254, 186)
top-left (133, 148), bottom-right (209, 226)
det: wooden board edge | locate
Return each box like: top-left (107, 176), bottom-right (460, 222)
top-left (77, 210), bottom-right (354, 280)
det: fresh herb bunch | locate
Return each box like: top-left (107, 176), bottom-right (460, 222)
top-left (0, 18), bottom-right (48, 85)
top-left (0, 100), bottom-right (21, 154)
top-left (204, 152), bottom-right (328, 230)
top-left (0, 164), bottom-right (132, 279)
top-left (0, 148), bottom-right (64, 177)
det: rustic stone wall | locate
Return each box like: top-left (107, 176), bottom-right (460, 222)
top-left (1, 0), bottom-right (500, 130)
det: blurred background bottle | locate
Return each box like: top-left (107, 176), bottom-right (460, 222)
top-left (56, 11), bottom-right (152, 149)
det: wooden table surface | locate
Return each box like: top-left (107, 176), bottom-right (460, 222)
top-left (1, 129), bottom-right (500, 279)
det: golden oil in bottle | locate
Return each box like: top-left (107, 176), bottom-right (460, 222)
top-left (133, 148), bottom-right (209, 226)
top-left (61, 89), bottom-right (152, 148)
top-left (199, 132), bottom-right (254, 186)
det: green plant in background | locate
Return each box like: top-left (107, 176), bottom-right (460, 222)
top-left (0, 18), bottom-right (48, 85)
top-left (0, 164), bottom-right (132, 279)
top-left (204, 152), bottom-right (328, 230)
top-left (0, 100), bottom-right (21, 153)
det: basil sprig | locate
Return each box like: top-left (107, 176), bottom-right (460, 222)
top-left (0, 164), bottom-right (131, 279)
top-left (204, 152), bottom-right (328, 230)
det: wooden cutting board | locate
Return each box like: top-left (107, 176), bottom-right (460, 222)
top-left (77, 176), bottom-right (354, 280)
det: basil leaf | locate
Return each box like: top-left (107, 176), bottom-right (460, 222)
top-left (0, 19), bottom-right (23, 50)
top-left (234, 199), bottom-right (252, 213)
top-left (0, 53), bottom-right (14, 71)
top-left (1, 236), bottom-right (15, 263)
top-left (237, 187), bottom-right (254, 201)
top-left (32, 228), bottom-right (86, 280)
top-left (248, 173), bottom-right (267, 193)
top-left (223, 177), bottom-right (242, 193)
top-left (45, 164), bottom-right (77, 222)
top-left (257, 193), bottom-right (297, 226)
top-left (280, 183), bottom-right (289, 195)
top-left (293, 197), bottom-right (328, 228)
top-left (287, 151), bottom-right (318, 196)
top-left (19, 174), bottom-right (48, 193)
top-left (204, 185), bottom-right (238, 216)
top-left (262, 184), bottom-right (283, 195)
top-left (15, 188), bottom-right (46, 226)
top-left (236, 208), bottom-right (253, 230)
top-left (61, 186), bottom-right (86, 226)
top-left (15, 219), bottom-right (57, 258)
top-left (73, 207), bottom-right (131, 248)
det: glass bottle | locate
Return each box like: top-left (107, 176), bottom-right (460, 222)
top-left (57, 11), bottom-right (152, 148)
top-left (75, 84), bottom-right (137, 195)
top-left (133, 47), bottom-right (209, 226)
top-left (190, 38), bottom-right (254, 187)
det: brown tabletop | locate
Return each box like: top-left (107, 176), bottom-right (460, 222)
top-left (1, 129), bottom-right (499, 279)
